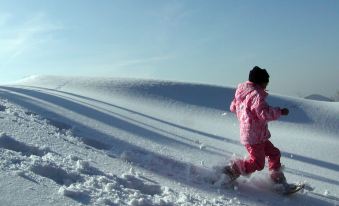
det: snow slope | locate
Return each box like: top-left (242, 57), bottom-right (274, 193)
top-left (0, 75), bottom-right (338, 206)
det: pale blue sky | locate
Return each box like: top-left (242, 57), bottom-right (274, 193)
top-left (0, 0), bottom-right (338, 97)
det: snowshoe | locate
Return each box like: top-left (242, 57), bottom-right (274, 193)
top-left (274, 182), bottom-right (305, 195)
top-left (223, 165), bottom-right (240, 182)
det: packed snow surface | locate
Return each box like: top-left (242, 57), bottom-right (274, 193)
top-left (0, 75), bottom-right (338, 206)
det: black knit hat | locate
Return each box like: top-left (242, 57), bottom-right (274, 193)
top-left (249, 66), bottom-right (270, 84)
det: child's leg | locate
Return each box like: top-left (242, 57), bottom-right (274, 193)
top-left (242, 143), bottom-right (266, 174)
top-left (225, 143), bottom-right (266, 177)
top-left (264, 140), bottom-right (281, 171)
top-left (264, 140), bottom-right (286, 183)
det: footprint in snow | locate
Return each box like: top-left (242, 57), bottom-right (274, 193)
top-left (0, 134), bottom-right (50, 157)
top-left (30, 163), bottom-right (83, 186)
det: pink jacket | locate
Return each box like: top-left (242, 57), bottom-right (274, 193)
top-left (230, 81), bottom-right (281, 145)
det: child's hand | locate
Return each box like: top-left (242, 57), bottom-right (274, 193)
top-left (281, 108), bottom-right (289, 115)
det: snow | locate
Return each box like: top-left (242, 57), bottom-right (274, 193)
top-left (305, 94), bottom-right (334, 102)
top-left (0, 75), bottom-right (338, 206)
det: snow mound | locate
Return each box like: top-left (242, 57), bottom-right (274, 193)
top-left (15, 75), bottom-right (339, 135)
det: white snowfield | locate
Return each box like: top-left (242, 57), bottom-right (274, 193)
top-left (0, 75), bottom-right (338, 206)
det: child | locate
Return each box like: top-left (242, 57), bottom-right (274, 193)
top-left (225, 66), bottom-right (289, 185)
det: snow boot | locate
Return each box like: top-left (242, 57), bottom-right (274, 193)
top-left (223, 164), bottom-right (241, 182)
top-left (270, 170), bottom-right (287, 185)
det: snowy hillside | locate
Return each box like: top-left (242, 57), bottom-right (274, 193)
top-left (0, 75), bottom-right (338, 206)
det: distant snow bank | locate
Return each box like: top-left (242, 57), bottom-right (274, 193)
top-left (304, 94), bottom-right (334, 102)
top-left (15, 75), bottom-right (236, 111)
top-left (15, 75), bottom-right (339, 136)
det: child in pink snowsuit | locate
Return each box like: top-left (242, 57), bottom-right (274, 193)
top-left (225, 66), bottom-right (289, 184)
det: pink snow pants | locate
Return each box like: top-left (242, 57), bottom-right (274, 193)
top-left (244, 140), bottom-right (281, 174)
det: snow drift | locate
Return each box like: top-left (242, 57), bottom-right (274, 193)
top-left (0, 75), bottom-right (338, 205)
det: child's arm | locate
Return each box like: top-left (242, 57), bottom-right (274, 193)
top-left (230, 98), bottom-right (237, 113)
top-left (252, 96), bottom-right (282, 121)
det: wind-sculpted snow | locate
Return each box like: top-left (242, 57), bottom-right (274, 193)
top-left (16, 75), bottom-right (339, 131)
top-left (0, 76), bottom-right (338, 205)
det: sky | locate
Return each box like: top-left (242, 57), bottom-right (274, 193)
top-left (0, 0), bottom-right (338, 97)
